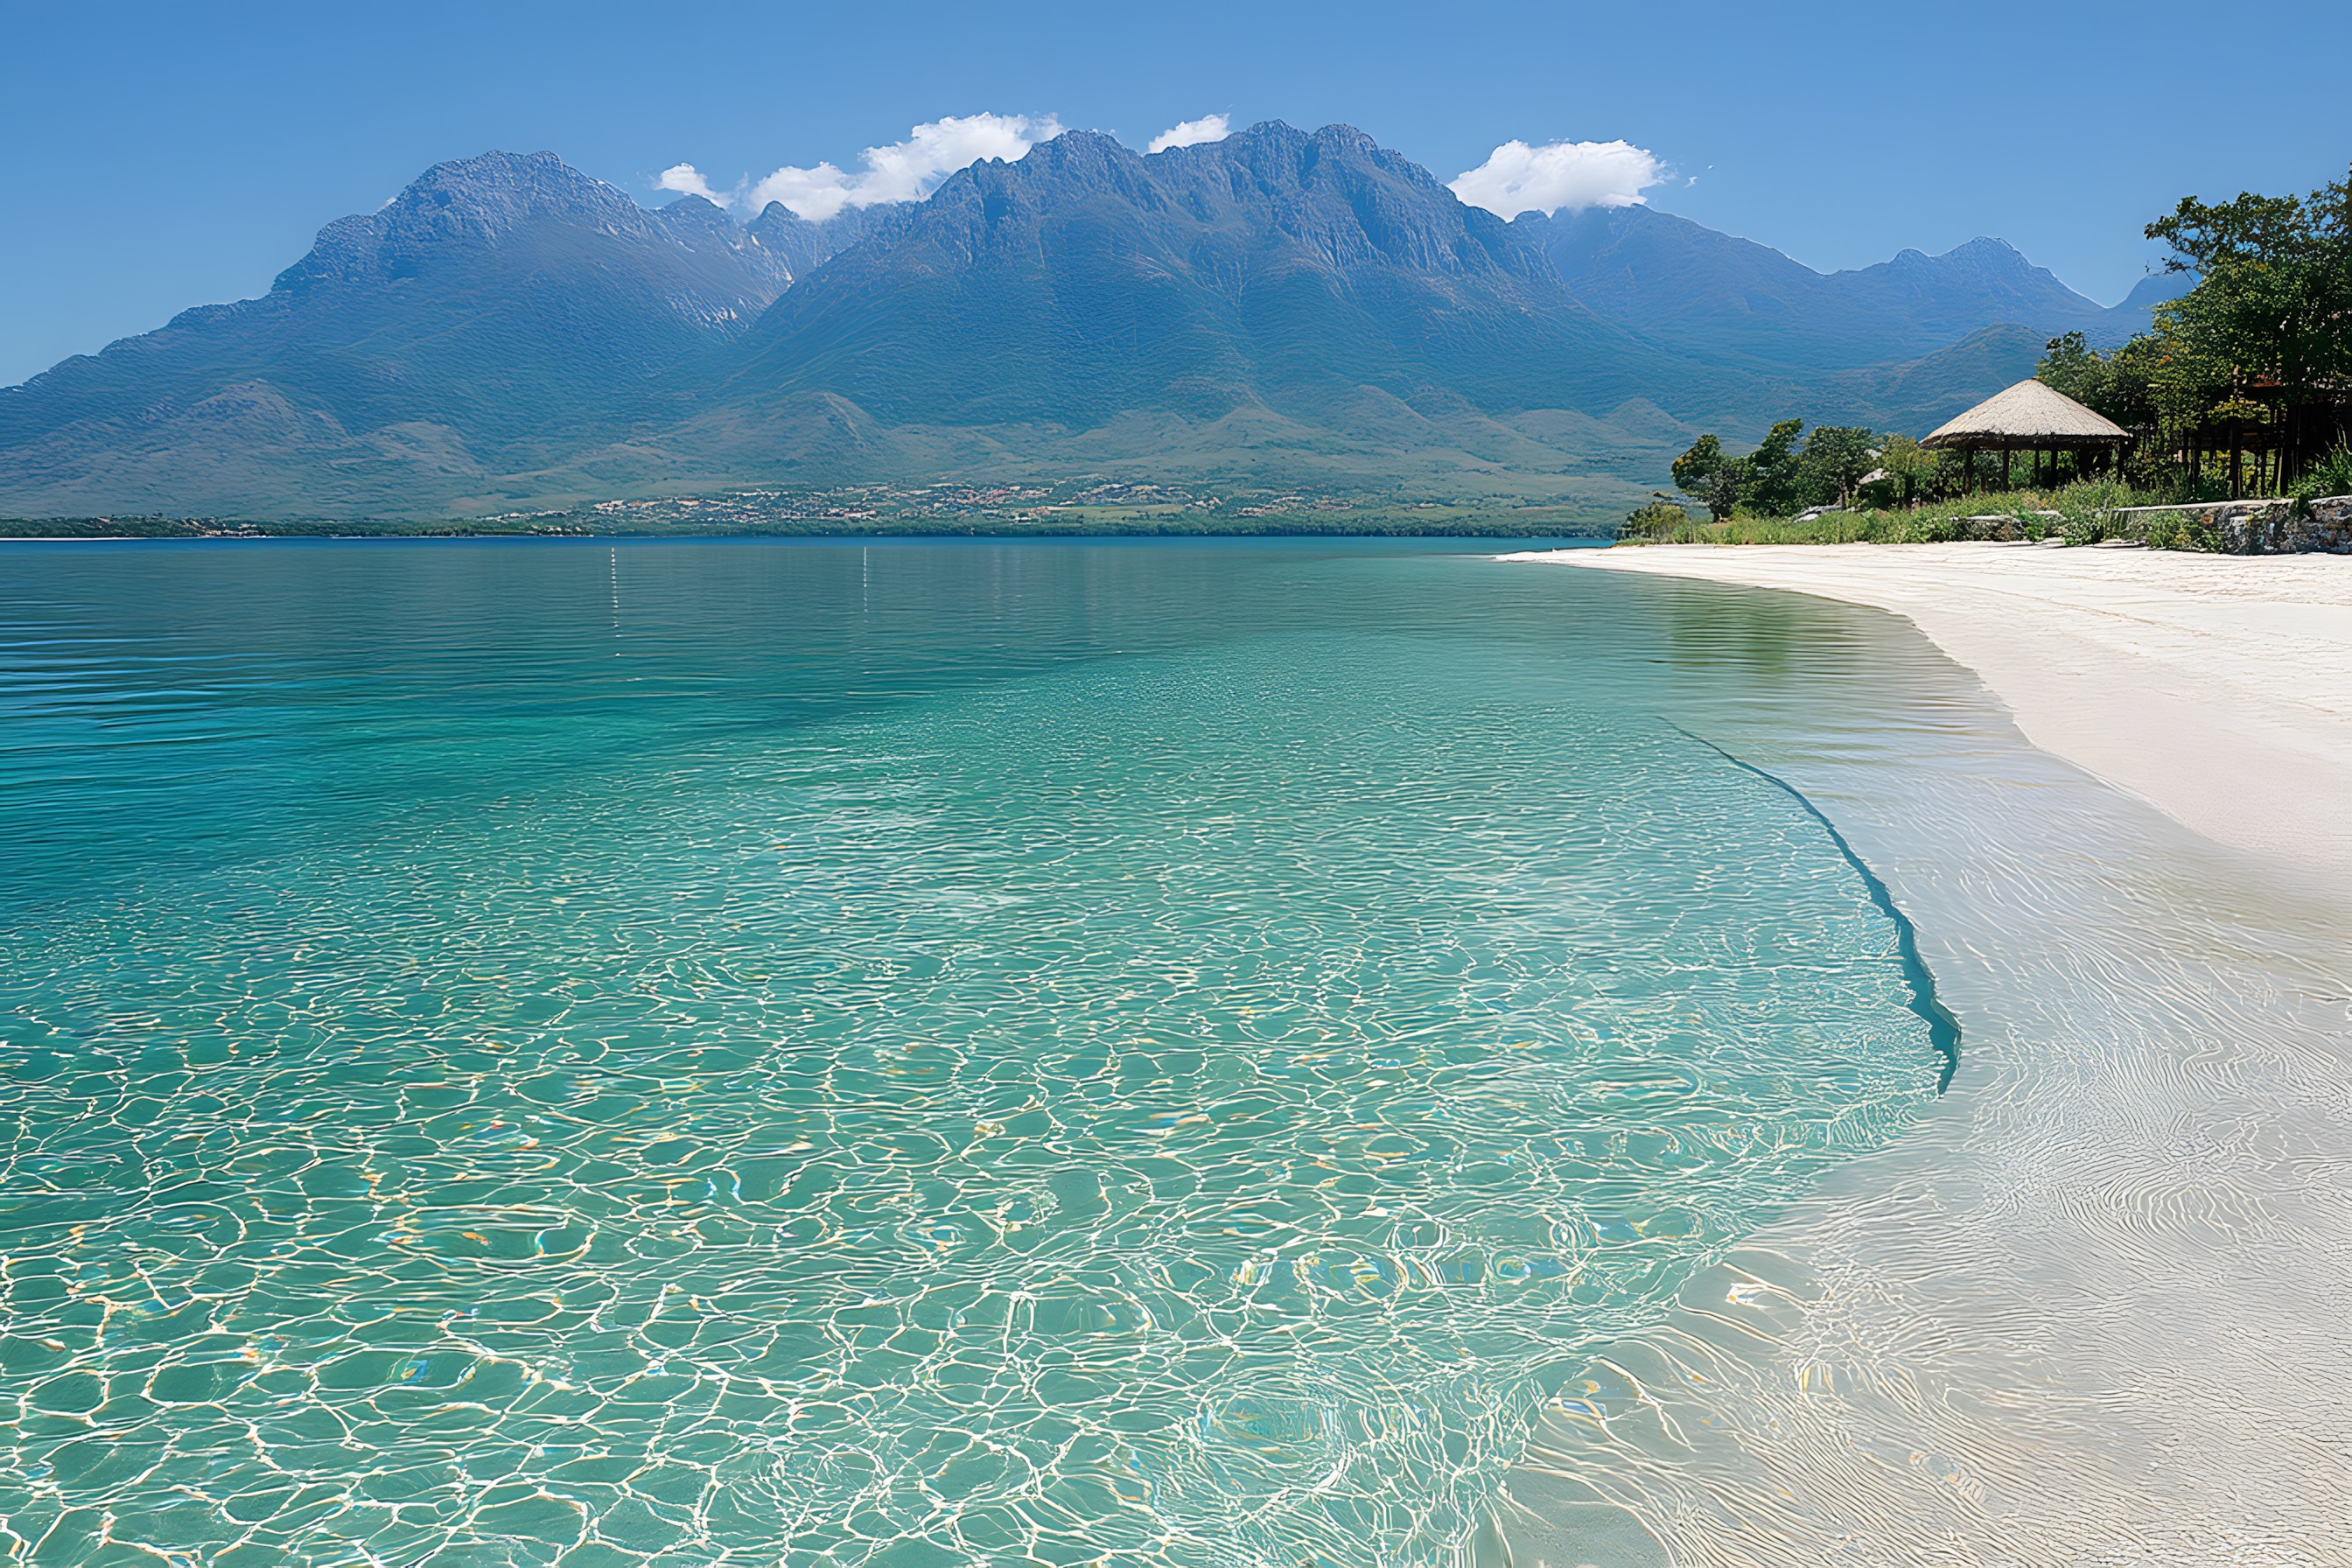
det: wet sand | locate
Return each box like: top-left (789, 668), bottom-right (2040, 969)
top-left (1506, 542), bottom-right (2352, 896)
top-left (1487, 551), bottom-right (2352, 1565)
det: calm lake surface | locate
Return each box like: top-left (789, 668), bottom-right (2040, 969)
top-left (0, 539), bottom-right (1947, 1566)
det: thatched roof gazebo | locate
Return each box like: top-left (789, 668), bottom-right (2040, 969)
top-left (1921, 378), bottom-right (2133, 493)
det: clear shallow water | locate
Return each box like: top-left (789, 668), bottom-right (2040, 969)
top-left (0, 541), bottom-right (1944, 1566)
top-left (1487, 561), bottom-right (2352, 1565)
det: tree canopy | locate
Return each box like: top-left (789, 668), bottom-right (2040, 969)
top-left (1799, 425), bottom-right (1876, 506)
top-left (1670, 433), bottom-right (1741, 521)
top-left (1669, 419), bottom-right (1898, 519)
top-left (2141, 165), bottom-right (2351, 418)
top-left (2036, 331), bottom-right (2162, 428)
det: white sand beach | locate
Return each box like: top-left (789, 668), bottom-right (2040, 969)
top-left (1489, 542), bottom-right (2352, 1564)
top-left (1507, 542), bottom-right (2352, 895)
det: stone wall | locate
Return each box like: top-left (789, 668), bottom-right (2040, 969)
top-left (2192, 496), bottom-right (2352, 554)
top-left (2110, 497), bottom-right (2352, 553)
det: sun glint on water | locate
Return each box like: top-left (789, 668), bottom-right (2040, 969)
top-left (0, 540), bottom-right (1942, 1565)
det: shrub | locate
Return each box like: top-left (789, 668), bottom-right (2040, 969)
top-left (1620, 499), bottom-right (1692, 542)
top-left (2287, 444), bottom-right (2352, 512)
top-left (2142, 510), bottom-right (2226, 551)
top-left (2048, 476), bottom-right (2137, 545)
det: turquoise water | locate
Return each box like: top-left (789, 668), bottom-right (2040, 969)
top-left (0, 540), bottom-right (1942, 1567)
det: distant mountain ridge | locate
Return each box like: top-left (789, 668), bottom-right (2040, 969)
top-left (1527, 205), bottom-right (2166, 371)
top-left (0, 129), bottom-right (2180, 521)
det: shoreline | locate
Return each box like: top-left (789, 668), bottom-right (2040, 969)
top-left (1475, 567), bottom-right (2352, 1561)
top-left (1504, 542), bottom-right (2352, 897)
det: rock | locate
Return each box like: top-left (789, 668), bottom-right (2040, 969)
top-left (2182, 496), bottom-right (2352, 554)
top-left (2287, 495), bottom-right (2352, 553)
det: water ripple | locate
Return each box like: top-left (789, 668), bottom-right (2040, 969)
top-left (0, 541), bottom-right (1945, 1566)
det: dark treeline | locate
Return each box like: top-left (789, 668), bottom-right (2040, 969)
top-left (1657, 420), bottom-right (1931, 522)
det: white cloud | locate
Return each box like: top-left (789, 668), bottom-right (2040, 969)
top-left (1448, 137), bottom-right (1669, 219)
top-left (655, 163), bottom-right (732, 206)
top-left (747, 113), bottom-right (1064, 221)
top-left (1148, 114), bottom-right (1231, 154)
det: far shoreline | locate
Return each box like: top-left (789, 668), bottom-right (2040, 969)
top-left (0, 529), bottom-right (1615, 549)
top-left (0, 524), bottom-right (1620, 544)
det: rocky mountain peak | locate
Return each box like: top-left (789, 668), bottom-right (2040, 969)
top-left (655, 194), bottom-right (739, 243)
top-left (273, 150), bottom-right (659, 293)
top-left (386, 150), bottom-right (640, 236)
top-left (1308, 123), bottom-right (1381, 155)
top-left (1881, 236), bottom-right (2033, 279)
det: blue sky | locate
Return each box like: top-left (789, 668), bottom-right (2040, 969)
top-left (4, 0), bottom-right (2345, 387)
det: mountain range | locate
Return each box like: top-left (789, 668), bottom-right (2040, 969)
top-left (0, 124), bottom-right (2175, 522)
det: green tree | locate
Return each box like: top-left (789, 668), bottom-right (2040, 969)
top-left (2144, 165), bottom-right (2352, 420)
top-left (1676, 418), bottom-right (1880, 517)
top-left (1741, 418), bottom-right (1807, 516)
top-left (2037, 331), bottom-right (2162, 429)
top-left (1797, 424), bottom-right (1876, 507)
top-left (1874, 433), bottom-right (1937, 508)
top-left (1671, 433), bottom-right (1722, 491)
top-left (1690, 464), bottom-right (1742, 522)
top-left (2038, 330), bottom-right (2104, 402)
top-left (1671, 433), bottom-right (1740, 521)
top-left (1620, 496), bottom-right (1690, 541)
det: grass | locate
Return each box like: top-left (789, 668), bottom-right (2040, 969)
top-left (1621, 480), bottom-right (2209, 549)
